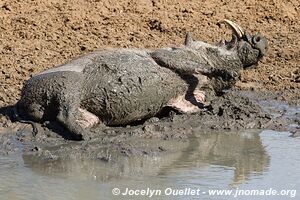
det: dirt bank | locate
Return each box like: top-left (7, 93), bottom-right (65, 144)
top-left (0, 0), bottom-right (299, 109)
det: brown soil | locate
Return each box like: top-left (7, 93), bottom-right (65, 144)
top-left (0, 0), bottom-right (299, 107)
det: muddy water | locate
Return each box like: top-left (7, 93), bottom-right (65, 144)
top-left (0, 130), bottom-right (298, 200)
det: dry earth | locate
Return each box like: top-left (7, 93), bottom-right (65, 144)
top-left (0, 0), bottom-right (299, 111)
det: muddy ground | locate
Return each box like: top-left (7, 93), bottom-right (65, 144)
top-left (0, 0), bottom-right (299, 108)
top-left (0, 90), bottom-right (299, 161)
top-left (0, 1), bottom-right (299, 159)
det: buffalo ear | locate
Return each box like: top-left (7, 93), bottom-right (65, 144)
top-left (184, 32), bottom-right (193, 46)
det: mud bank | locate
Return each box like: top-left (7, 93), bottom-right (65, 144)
top-left (1, 90), bottom-right (299, 163)
top-left (0, 0), bottom-right (299, 108)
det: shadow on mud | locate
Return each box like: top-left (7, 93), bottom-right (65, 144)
top-left (0, 105), bottom-right (83, 141)
top-left (0, 106), bottom-right (14, 121)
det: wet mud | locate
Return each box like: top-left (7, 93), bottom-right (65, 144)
top-left (1, 90), bottom-right (298, 163)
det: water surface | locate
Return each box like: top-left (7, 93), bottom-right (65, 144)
top-left (0, 130), bottom-right (299, 200)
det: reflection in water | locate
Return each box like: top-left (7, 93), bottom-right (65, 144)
top-left (158, 131), bottom-right (269, 186)
top-left (21, 131), bottom-right (269, 186)
top-left (2, 130), bottom-right (299, 200)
